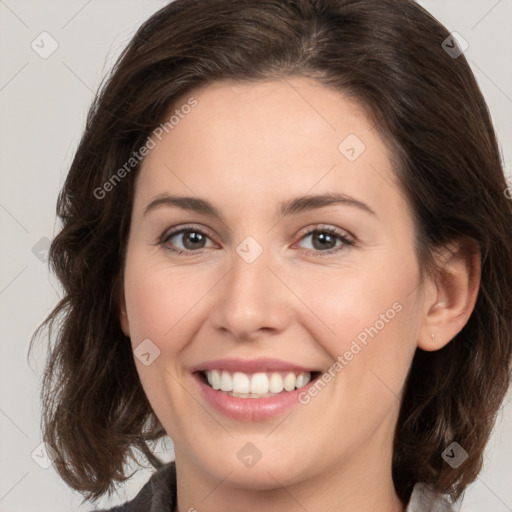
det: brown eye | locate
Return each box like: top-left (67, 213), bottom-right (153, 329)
top-left (296, 227), bottom-right (354, 256)
top-left (161, 226), bottom-right (214, 254)
top-left (310, 231), bottom-right (337, 250)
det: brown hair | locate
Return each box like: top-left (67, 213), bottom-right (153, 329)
top-left (30, 0), bottom-right (512, 506)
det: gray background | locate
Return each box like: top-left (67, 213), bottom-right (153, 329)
top-left (0, 1), bottom-right (511, 511)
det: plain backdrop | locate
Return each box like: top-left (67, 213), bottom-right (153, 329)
top-left (0, 1), bottom-right (511, 511)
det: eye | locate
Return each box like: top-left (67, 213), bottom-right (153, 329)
top-left (294, 226), bottom-right (354, 256)
top-left (159, 225), bottom-right (215, 255)
top-left (158, 224), bottom-right (354, 257)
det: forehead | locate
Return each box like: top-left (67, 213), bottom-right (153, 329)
top-left (134, 77), bottom-right (409, 224)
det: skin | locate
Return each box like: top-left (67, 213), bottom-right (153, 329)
top-left (119, 76), bottom-right (480, 512)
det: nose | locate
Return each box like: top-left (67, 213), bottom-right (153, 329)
top-left (208, 241), bottom-right (292, 341)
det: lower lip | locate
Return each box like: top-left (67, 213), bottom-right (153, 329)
top-left (193, 372), bottom-right (319, 421)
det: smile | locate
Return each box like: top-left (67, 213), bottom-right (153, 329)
top-left (201, 370), bottom-right (320, 397)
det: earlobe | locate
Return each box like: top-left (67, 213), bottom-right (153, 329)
top-left (118, 291), bottom-right (131, 337)
top-left (119, 306), bottom-right (130, 337)
top-left (114, 273), bottom-right (131, 337)
top-left (418, 237), bottom-right (481, 352)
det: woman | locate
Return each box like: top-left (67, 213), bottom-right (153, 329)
top-left (30, 0), bottom-right (512, 511)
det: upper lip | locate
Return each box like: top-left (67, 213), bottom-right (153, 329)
top-left (191, 357), bottom-right (321, 374)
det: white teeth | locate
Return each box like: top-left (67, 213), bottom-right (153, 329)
top-left (295, 373), bottom-right (309, 388)
top-left (249, 372), bottom-right (268, 394)
top-left (203, 369), bottom-right (312, 395)
top-left (283, 372), bottom-right (296, 391)
top-left (210, 369), bottom-right (221, 390)
top-left (220, 371), bottom-right (233, 392)
top-left (269, 373), bottom-right (284, 393)
top-left (232, 372), bottom-right (250, 393)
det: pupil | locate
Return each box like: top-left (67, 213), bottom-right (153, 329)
top-left (313, 232), bottom-right (335, 250)
top-left (184, 231), bottom-right (204, 249)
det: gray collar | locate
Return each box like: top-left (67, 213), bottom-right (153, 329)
top-left (406, 483), bottom-right (458, 512)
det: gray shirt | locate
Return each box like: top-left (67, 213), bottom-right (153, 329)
top-left (92, 462), bottom-right (456, 511)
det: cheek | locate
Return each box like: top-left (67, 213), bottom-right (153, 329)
top-left (295, 252), bottom-right (421, 395)
top-left (297, 257), bottom-right (417, 341)
top-left (122, 258), bottom-right (203, 427)
top-left (124, 255), bottom-right (201, 345)
top-left (124, 275), bottom-right (172, 345)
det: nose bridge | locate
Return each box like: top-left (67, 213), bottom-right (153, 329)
top-left (232, 236), bottom-right (272, 299)
top-left (210, 235), bottom-right (291, 338)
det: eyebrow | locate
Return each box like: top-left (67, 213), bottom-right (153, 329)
top-left (143, 192), bottom-right (377, 221)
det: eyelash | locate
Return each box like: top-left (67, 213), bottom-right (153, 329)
top-left (158, 223), bottom-right (355, 257)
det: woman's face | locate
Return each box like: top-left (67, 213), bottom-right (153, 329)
top-left (120, 77), bottom-right (430, 491)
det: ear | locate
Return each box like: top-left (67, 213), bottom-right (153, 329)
top-left (117, 281), bottom-right (131, 337)
top-left (418, 237), bottom-right (481, 351)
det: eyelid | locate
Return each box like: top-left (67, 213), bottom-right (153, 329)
top-left (292, 224), bottom-right (355, 256)
top-left (158, 223), bottom-right (355, 256)
top-left (159, 223), bottom-right (217, 245)
top-left (294, 223), bottom-right (353, 242)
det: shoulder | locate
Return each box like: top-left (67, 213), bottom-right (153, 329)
top-left (88, 461), bottom-right (177, 512)
top-left (406, 482), bottom-right (458, 512)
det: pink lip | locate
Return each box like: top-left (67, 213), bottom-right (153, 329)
top-left (190, 357), bottom-right (321, 373)
top-left (192, 372), bottom-right (321, 421)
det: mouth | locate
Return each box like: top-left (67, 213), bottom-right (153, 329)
top-left (196, 370), bottom-right (323, 398)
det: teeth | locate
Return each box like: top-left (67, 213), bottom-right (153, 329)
top-left (233, 372), bottom-right (250, 393)
top-left (250, 372), bottom-right (268, 394)
top-left (269, 373), bottom-right (284, 393)
top-left (283, 372), bottom-right (296, 391)
top-left (220, 371), bottom-right (233, 391)
top-left (204, 370), bottom-right (312, 396)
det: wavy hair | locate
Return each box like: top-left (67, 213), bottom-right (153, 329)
top-left (30, 0), bottom-right (512, 505)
